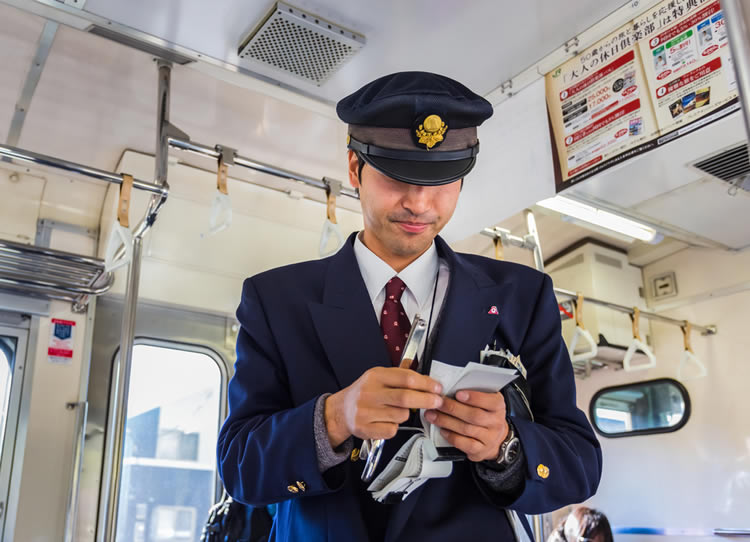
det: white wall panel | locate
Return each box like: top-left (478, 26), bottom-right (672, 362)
top-left (572, 248), bottom-right (750, 538)
top-left (441, 79), bottom-right (556, 243)
top-left (12, 302), bottom-right (89, 542)
top-left (0, 169), bottom-right (45, 243)
top-left (633, 178), bottom-right (750, 250)
top-left (38, 177), bottom-right (108, 231)
top-left (103, 151), bottom-right (363, 315)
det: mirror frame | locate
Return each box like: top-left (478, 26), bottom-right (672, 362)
top-left (589, 377), bottom-right (692, 438)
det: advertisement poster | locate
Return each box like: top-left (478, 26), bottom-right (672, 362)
top-left (546, 26), bottom-right (658, 184)
top-left (636, 0), bottom-right (738, 134)
top-left (546, 0), bottom-right (739, 191)
top-left (48, 318), bottom-right (75, 364)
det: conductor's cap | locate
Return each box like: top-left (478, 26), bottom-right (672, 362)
top-left (336, 71), bottom-right (493, 186)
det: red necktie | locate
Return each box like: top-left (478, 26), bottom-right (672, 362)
top-left (381, 277), bottom-right (412, 366)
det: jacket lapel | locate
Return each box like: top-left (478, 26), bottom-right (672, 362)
top-left (429, 236), bottom-right (503, 368)
top-left (308, 233), bottom-right (391, 390)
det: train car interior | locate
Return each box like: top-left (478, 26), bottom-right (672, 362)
top-left (0, 0), bottom-right (748, 541)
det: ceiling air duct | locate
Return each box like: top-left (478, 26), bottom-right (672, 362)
top-left (690, 142), bottom-right (750, 193)
top-left (238, 2), bottom-right (365, 86)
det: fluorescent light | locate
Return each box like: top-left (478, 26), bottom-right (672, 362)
top-left (537, 196), bottom-right (658, 243)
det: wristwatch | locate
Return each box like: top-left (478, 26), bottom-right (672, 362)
top-left (495, 418), bottom-right (521, 465)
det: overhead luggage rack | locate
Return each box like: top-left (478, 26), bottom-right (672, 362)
top-left (0, 238), bottom-right (113, 310)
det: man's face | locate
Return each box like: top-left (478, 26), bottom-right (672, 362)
top-left (347, 151), bottom-right (461, 265)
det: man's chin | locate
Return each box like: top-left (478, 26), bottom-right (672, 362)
top-left (390, 232), bottom-right (436, 258)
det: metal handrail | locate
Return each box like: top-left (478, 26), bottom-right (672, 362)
top-left (0, 275), bottom-right (112, 297)
top-left (64, 401), bottom-right (88, 542)
top-left (0, 144), bottom-right (166, 196)
top-left (553, 287), bottom-right (717, 336)
top-left (0, 239), bottom-right (114, 302)
top-left (723, 0), bottom-right (750, 142)
top-left (168, 137), bottom-right (359, 200)
top-left (0, 239), bottom-right (107, 267)
top-left (481, 223), bottom-right (716, 336)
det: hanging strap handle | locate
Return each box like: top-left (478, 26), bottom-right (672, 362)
top-left (104, 174), bottom-right (135, 272)
top-left (217, 154), bottom-right (229, 195)
top-left (117, 174), bottom-right (133, 228)
top-left (623, 307), bottom-right (657, 371)
top-left (319, 179), bottom-right (344, 257)
top-left (678, 321), bottom-right (707, 379)
top-left (569, 293), bottom-right (597, 364)
top-left (631, 306), bottom-right (642, 341)
top-left (493, 237), bottom-right (504, 261)
top-left (682, 321), bottom-right (693, 353)
top-left (575, 293), bottom-right (585, 329)
top-left (326, 182), bottom-right (338, 225)
top-left (202, 149), bottom-right (234, 238)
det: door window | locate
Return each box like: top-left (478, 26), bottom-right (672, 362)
top-left (114, 343), bottom-right (223, 542)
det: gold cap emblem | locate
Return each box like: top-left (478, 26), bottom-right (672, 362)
top-left (537, 464), bottom-right (550, 479)
top-left (415, 114), bottom-right (448, 150)
top-left (287, 484), bottom-right (299, 494)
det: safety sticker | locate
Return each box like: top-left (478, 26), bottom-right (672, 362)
top-left (48, 318), bottom-right (75, 364)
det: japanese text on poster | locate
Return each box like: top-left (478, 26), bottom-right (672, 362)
top-left (546, 0), bottom-right (738, 189)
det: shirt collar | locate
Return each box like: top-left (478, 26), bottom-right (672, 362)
top-left (353, 232), bottom-right (439, 307)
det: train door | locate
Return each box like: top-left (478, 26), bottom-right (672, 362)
top-left (80, 297), bottom-right (233, 542)
top-left (0, 314), bottom-right (29, 540)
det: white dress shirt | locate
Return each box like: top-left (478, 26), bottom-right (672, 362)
top-left (353, 232), bottom-right (450, 363)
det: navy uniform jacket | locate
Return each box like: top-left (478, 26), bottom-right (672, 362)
top-left (217, 234), bottom-right (602, 541)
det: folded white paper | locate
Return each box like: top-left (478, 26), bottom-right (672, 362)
top-left (366, 359), bottom-right (518, 502)
top-left (426, 361), bottom-right (518, 449)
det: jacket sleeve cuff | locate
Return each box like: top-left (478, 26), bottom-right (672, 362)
top-left (473, 444), bottom-right (526, 499)
top-left (314, 393), bottom-right (354, 472)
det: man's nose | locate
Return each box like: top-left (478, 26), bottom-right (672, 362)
top-left (401, 185), bottom-right (430, 216)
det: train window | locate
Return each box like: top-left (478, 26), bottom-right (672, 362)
top-left (589, 378), bottom-right (691, 438)
top-left (114, 343), bottom-right (223, 542)
top-left (0, 336), bottom-right (17, 457)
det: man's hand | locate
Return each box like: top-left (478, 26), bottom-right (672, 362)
top-left (424, 390), bottom-right (508, 462)
top-left (324, 367), bottom-right (443, 448)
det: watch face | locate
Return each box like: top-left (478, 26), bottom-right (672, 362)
top-left (505, 438), bottom-right (521, 464)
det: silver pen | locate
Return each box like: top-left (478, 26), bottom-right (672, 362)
top-left (361, 314), bottom-right (428, 482)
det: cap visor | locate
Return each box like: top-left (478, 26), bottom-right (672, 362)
top-left (361, 154), bottom-right (476, 186)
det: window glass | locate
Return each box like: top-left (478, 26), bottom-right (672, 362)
top-left (590, 378), bottom-right (690, 438)
top-left (115, 344), bottom-right (222, 542)
top-left (0, 337), bottom-right (17, 457)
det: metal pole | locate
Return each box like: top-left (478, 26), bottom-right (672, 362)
top-left (63, 400), bottom-right (88, 542)
top-left (554, 287), bottom-right (717, 335)
top-left (524, 210), bottom-right (544, 273)
top-left (154, 60), bottom-right (171, 186)
top-left (722, 0), bottom-right (750, 140)
top-left (100, 61), bottom-right (173, 542)
top-left (102, 237), bottom-right (142, 542)
top-left (532, 514), bottom-right (545, 542)
top-left (168, 137), bottom-right (359, 199)
top-left (0, 144), bottom-right (166, 195)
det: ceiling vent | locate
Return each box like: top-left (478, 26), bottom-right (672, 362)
top-left (690, 142), bottom-right (750, 193)
top-left (238, 2), bottom-right (365, 86)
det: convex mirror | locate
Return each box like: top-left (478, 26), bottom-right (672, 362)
top-left (590, 378), bottom-right (690, 437)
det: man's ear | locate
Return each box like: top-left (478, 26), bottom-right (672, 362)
top-left (347, 150), bottom-right (361, 190)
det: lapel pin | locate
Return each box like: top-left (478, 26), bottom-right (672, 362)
top-left (488, 306), bottom-right (499, 315)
